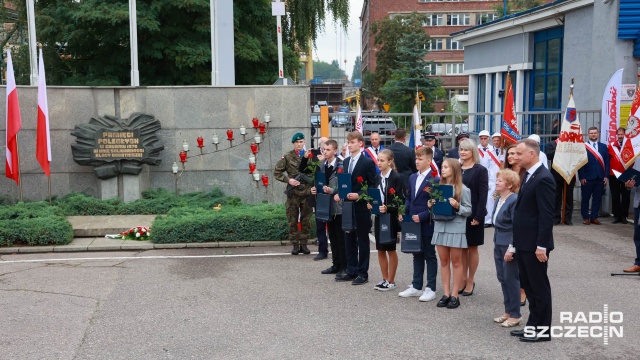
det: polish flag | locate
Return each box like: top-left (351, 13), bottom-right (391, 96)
top-left (5, 49), bottom-right (22, 184)
top-left (36, 48), bottom-right (51, 176)
top-left (620, 84), bottom-right (640, 168)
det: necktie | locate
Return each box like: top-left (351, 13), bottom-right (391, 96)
top-left (375, 148), bottom-right (378, 155)
top-left (483, 147), bottom-right (488, 152)
top-left (593, 142), bottom-right (597, 149)
top-left (619, 141), bottom-right (623, 148)
top-left (496, 149), bottom-right (499, 156)
top-left (524, 172), bottom-right (530, 184)
top-left (349, 158), bottom-right (355, 173)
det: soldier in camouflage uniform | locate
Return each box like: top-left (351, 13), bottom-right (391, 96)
top-left (274, 133), bottom-right (314, 255)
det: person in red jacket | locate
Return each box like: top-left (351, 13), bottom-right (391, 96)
top-left (608, 127), bottom-right (630, 224)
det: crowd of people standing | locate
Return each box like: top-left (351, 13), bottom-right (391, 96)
top-left (275, 123), bottom-right (639, 342)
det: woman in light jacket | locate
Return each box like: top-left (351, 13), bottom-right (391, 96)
top-left (430, 158), bottom-right (472, 309)
top-left (492, 169), bottom-right (522, 327)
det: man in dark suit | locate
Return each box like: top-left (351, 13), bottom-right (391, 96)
top-left (511, 139), bottom-right (556, 342)
top-left (337, 131), bottom-right (378, 285)
top-left (423, 132), bottom-right (443, 171)
top-left (446, 132), bottom-right (470, 159)
top-left (608, 127), bottom-right (630, 224)
top-left (577, 127), bottom-right (610, 225)
top-left (386, 128), bottom-right (417, 192)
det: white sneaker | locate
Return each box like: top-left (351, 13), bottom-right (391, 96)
top-left (398, 286), bottom-right (423, 298)
top-left (419, 287), bottom-right (436, 302)
top-left (374, 280), bottom-right (386, 290)
top-left (378, 282), bottom-right (397, 292)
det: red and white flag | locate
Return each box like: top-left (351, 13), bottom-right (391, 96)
top-left (551, 94), bottom-right (588, 183)
top-left (621, 84), bottom-right (640, 168)
top-left (36, 48), bottom-right (51, 176)
top-left (5, 49), bottom-right (22, 184)
top-left (500, 72), bottom-right (520, 145)
top-left (355, 104), bottom-right (363, 134)
top-left (601, 69), bottom-right (623, 145)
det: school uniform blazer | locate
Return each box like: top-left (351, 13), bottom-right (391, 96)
top-left (513, 165), bottom-right (556, 252)
top-left (492, 194), bottom-right (517, 246)
top-left (377, 169), bottom-right (405, 234)
top-left (404, 172), bottom-right (438, 236)
top-left (343, 155), bottom-right (377, 213)
top-left (577, 142), bottom-right (609, 180)
top-left (317, 158), bottom-right (344, 216)
top-left (447, 147), bottom-right (460, 159)
top-left (462, 164), bottom-right (489, 223)
top-left (433, 186), bottom-right (472, 234)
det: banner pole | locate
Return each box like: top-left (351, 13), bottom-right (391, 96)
top-left (561, 181), bottom-right (567, 225)
top-left (48, 176), bottom-right (52, 203)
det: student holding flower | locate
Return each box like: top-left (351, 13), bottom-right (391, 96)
top-left (369, 149), bottom-right (405, 291)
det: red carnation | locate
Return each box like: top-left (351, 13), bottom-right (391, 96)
top-left (357, 176), bottom-right (363, 183)
top-left (307, 152), bottom-right (314, 159)
top-left (424, 186), bottom-right (430, 192)
top-left (337, 168), bottom-right (344, 173)
top-left (431, 171), bottom-right (438, 178)
top-left (389, 188), bottom-right (396, 195)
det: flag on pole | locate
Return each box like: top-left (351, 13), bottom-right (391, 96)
top-left (620, 82), bottom-right (640, 168)
top-left (500, 71), bottom-right (520, 145)
top-left (36, 48), bottom-right (51, 176)
top-left (5, 49), bottom-right (22, 184)
top-left (551, 93), bottom-right (588, 183)
top-left (408, 95), bottom-right (421, 149)
top-left (601, 69), bottom-right (623, 145)
top-left (355, 104), bottom-right (363, 134)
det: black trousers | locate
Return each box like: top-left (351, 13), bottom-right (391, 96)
top-left (609, 175), bottom-right (631, 220)
top-left (344, 211), bottom-right (372, 278)
top-left (327, 215), bottom-right (346, 270)
top-left (551, 167), bottom-right (575, 223)
top-left (517, 251), bottom-right (552, 329)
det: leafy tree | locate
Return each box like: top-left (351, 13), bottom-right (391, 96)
top-left (493, 0), bottom-right (543, 18)
top-left (285, 0), bottom-right (349, 53)
top-left (298, 59), bottom-right (346, 81)
top-left (351, 56), bottom-right (361, 81)
top-left (379, 30), bottom-right (441, 113)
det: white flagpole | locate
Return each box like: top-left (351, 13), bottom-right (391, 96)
top-left (210, 0), bottom-right (219, 85)
top-left (129, 0), bottom-right (140, 86)
top-left (26, 0), bottom-right (38, 85)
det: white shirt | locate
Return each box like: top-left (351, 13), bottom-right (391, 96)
top-left (539, 151), bottom-right (549, 169)
top-left (379, 168), bottom-right (391, 203)
top-left (348, 152), bottom-right (362, 173)
top-left (493, 196), bottom-right (508, 224)
top-left (415, 169), bottom-right (430, 197)
top-left (368, 146), bottom-right (381, 159)
top-left (524, 161), bottom-right (546, 251)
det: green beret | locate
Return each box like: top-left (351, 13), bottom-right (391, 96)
top-left (291, 132), bottom-right (305, 143)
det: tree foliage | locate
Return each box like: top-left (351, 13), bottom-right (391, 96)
top-left (351, 56), bottom-right (361, 81)
top-left (5, 0), bottom-right (335, 85)
top-left (299, 59), bottom-right (346, 81)
top-left (493, 0), bottom-right (543, 18)
top-left (285, 0), bottom-right (350, 53)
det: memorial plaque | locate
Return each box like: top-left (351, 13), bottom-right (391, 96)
top-left (71, 113), bottom-right (164, 179)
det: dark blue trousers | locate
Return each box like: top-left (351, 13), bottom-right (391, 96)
top-left (581, 178), bottom-right (604, 220)
top-left (633, 208), bottom-right (640, 266)
top-left (345, 211), bottom-right (372, 278)
top-left (316, 218), bottom-right (328, 256)
top-left (412, 235), bottom-right (437, 291)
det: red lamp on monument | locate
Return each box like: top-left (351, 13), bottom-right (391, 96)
top-left (250, 143), bottom-right (259, 155)
top-left (259, 123), bottom-right (266, 134)
top-left (249, 163), bottom-right (257, 174)
top-left (179, 151), bottom-right (187, 169)
top-left (226, 129), bottom-right (234, 146)
top-left (261, 174), bottom-right (269, 187)
top-left (252, 117), bottom-right (259, 129)
top-left (196, 136), bottom-right (204, 154)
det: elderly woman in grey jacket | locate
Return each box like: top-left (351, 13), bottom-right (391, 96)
top-left (430, 158), bottom-right (472, 309)
top-left (492, 169), bottom-right (522, 327)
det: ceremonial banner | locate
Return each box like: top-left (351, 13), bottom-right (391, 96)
top-left (551, 94), bottom-right (588, 183)
top-left (5, 49), bottom-right (22, 184)
top-left (355, 104), bottom-right (363, 134)
top-left (408, 100), bottom-right (421, 149)
top-left (500, 71), bottom-right (520, 145)
top-left (601, 69), bottom-right (623, 145)
top-left (36, 48), bottom-right (52, 176)
top-left (620, 82), bottom-right (640, 168)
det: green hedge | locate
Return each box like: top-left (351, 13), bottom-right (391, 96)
top-left (151, 204), bottom-right (316, 243)
top-left (0, 203), bottom-right (73, 246)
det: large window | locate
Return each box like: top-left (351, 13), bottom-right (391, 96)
top-left (446, 38), bottom-right (463, 50)
top-left (446, 63), bottom-right (464, 75)
top-left (429, 38), bottom-right (444, 50)
top-left (531, 27), bottom-right (563, 110)
top-left (447, 14), bottom-right (470, 26)
top-left (476, 13), bottom-right (497, 25)
top-left (429, 14), bottom-right (444, 26)
top-left (426, 63), bottom-right (443, 76)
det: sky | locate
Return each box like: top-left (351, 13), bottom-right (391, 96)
top-left (313, 0), bottom-right (364, 80)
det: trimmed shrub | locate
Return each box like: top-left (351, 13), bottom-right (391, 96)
top-left (151, 204), bottom-right (316, 243)
top-left (54, 192), bottom-right (121, 216)
top-left (0, 201), bottom-right (62, 219)
top-left (0, 204), bottom-right (73, 247)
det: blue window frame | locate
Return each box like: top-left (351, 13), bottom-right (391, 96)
top-left (528, 27), bottom-right (563, 134)
top-left (476, 74), bottom-right (486, 133)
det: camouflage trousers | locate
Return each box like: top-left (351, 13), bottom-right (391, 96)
top-left (285, 195), bottom-right (313, 245)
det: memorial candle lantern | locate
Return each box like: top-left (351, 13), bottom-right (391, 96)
top-left (240, 124), bottom-right (247, 140)
top-left (171, 162), bottom-right (179, 174)
top-left (259, 123), bottom-right (266, 134)
top-left (253, 171), bottom-right (260, 186)
top-left (254, 133), bottom-right (262, 144)
top-left (212, 133), bottom-right (219, 150)
top-left (249, 163), bottom-right (257, 174)
top-left (264, 111), bottom-right (271, 124)
top-left (226, 129), bottom-right (234, 146)
top-left (250, 143), bottom-right (259, 155)
top-left (261, 174), bottom-right (269, 187)
top-left (196, 136), bottom-right (204, 154)
top-left (252, 117), bottom-right (259, 129)
top-left (182, 140), bottom-right (189, 152)
top-left (179, 151), bottom-right (187, 168)
top-left (249, 154), bottom-right (256, 164)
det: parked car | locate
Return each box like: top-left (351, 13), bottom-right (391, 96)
top-left (331, 106), bottom-right (351, 127)
top-left (425, 123), bottom-right (453, 136)
top-left (362, 118), bottom-right (397, 146)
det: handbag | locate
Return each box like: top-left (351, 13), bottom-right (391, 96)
top-left (378, 213), bottom-right (394, 244)
top-left (315, 193), bottom-right (331, 222)
top-left (400, 220), bottom-right (422, 253)
top-left (341, 201), bottom-right (356, 232)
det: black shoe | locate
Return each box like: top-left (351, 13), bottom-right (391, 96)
top-left (484, 224), bottom-right (493, 228)
top-left (621, 218), bottom-right (629, 224)
top-left (321, 266), bottom-right (339, 274)
top-left (314, 253), bottom-right (327, 261)
top-left (553, 220), bottom-right (561, 225)
top-left (335, 273), bottom-right (357, 282)
top-left (446, 296), bottom-right (460, 309)
top-left (436, 295), bottom-right (451, 308)
top-left (613, 219), bottom-right (621, 224)
top-left (462, 282), bottom-right (475, 296)
top-left (300, 245), bottom-right (311, 254)
top-left (519, 336), bottom-right (551, 343)
top-left (564, 221), bottom-right (573, 226)
top-left (291, 245), bottom-right (300, 255)
top-left (334, 269), bottom-right (347, 278)
top-left (510, 330), bottom-right (525, 337)
top-left (351, 276), bottom-right (368, 285)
